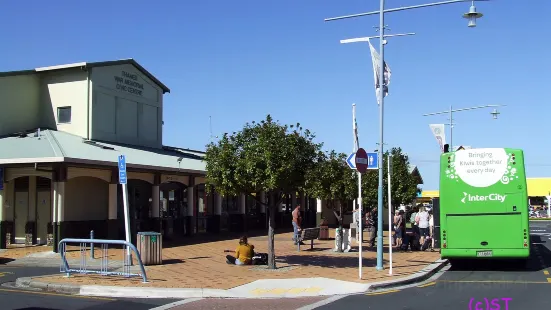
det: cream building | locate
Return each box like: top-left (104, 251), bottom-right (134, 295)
top-left (0, 59), bottom-right (218, 251)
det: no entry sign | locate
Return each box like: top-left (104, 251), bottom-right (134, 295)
top-left (355, 148), bottom-right (368, 173)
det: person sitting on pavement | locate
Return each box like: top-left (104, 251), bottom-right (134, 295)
top-left (225, 236), bottom-right (255, 265)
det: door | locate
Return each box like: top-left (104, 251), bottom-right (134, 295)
top-left (36, 190), bottom-right (51, 245)
top-left (14, 191), bottom-right (29, 244)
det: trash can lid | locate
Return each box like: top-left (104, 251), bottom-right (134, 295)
top-left (137, 232), bottom-right (161, 236)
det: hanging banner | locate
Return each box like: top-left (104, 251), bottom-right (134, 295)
top-left (367, 39), bottom-right (391, 104)
top-left (429, 124), bottom-right (446, 152)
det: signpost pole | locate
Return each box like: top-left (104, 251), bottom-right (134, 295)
top-left (353, 104), bottom-right (363, 279)
top-left (358, 172), bottom-right (362, 279)
top-left (118, 155), bottom-right (132, 266)
top-left (547, 195), bottom-right (551, 218)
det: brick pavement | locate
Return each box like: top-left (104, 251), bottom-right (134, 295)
top-left (16, 229), bottom-right (440, 290)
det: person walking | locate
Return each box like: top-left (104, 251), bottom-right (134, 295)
top-left (292, 205), bottom-right (304, 245)
top-left (417, 207), bottom-right (430, 246)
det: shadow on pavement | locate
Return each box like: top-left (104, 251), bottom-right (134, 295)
top-left (448, 238), bottom-right (551, 272)
top-left (162, 228), bottom-right (293, 249)
top-left (280, 254), bottom-right (385, 268)
top-left (0, 258), bottom-right (15, 265)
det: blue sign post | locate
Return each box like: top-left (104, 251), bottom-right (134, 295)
top-left (366, 152), bottom-right (379, 170)
top-left (118, 155), bottom-right (127, 184)
top-left (118, 155), bottom-right (131, 265)
top-left (0, 167), bottom-right (4, 190)
top-left (346, 153), bottom-right (356, 169)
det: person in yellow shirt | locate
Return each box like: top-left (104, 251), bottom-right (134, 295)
top-left (225, 236), bottom-right (254, 265)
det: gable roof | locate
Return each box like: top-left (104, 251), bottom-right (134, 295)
top-left (0, 59), bottom-right (170, 93)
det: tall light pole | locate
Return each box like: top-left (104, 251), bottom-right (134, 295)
top-left (325, 0), bottom-right (488, 271)
top-left (422, 104), bottom-right (505, 150)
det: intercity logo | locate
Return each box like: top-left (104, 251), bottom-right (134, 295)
top-left (461, 192), bottom-right (507, 203)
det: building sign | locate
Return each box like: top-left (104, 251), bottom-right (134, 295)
top-left (114, 70), bottom-right (144, 96)
top-left (161, 174), bottom-right (188, 185)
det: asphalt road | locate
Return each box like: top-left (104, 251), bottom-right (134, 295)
top-left (313, 220), bottom-right (551, 310)
top-left (0, 265), bottom-right (178, 310)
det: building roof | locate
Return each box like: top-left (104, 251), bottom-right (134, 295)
top-left (0, 59), bottom-right (170, 93)
top-left (0, 129), bottom-right (205, 174)
top-left (408, 165), bottom-right (424, 185)
top-left (420, 178), bottom-right (551, 198)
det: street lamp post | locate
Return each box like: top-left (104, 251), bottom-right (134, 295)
top-left (325, 0), bottom-right (489, 271)
top-left (422, 104), bottom-right (505, 151)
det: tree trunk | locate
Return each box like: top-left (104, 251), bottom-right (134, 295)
top-left (267, 203), bottom-right (276, 269)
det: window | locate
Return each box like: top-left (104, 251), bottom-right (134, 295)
top-left (57, 106), bottom-right (71, 123)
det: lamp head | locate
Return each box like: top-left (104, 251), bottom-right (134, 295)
top-left (463, 4), bottom-right (483, 28)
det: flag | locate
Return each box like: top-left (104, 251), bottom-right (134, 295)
top-left (367, 39), bottom-right (391, 104)
top-left (429, 124), bottom-right (447, 152)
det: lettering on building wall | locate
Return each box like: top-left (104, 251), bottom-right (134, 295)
top-left (114, 71), bottom-right (144, 96)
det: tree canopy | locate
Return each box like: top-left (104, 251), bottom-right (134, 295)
top-left (361, 147), bottom-right (421, 211)
top-left (204, 114), bottom-right (322, 268)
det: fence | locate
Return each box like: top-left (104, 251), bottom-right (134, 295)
top-left (58, 238), bottom-right (148, 283)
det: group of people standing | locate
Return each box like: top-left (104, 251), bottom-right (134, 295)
top-left (393, 206), bottom-right (435, 251)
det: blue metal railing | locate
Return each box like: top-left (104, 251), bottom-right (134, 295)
top-left (58, 238), bottom-right (148, 283)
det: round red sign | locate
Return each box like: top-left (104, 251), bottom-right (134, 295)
top-left (355, 148), bottom-right (368, 173)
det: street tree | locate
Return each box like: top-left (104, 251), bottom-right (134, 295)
top-left (305, 151), bottom-right (357, 252)
top-left (204, 115), bottom-right (322, 269)
top-left (360, 147), bottom-right (420, 212)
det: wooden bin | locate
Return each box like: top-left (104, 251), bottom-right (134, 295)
top-left (137, 232), bottom-right (163, 265)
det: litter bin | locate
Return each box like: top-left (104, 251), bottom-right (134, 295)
top-left (319, 225), bottom-right (329, 240)
top-left (137, 232), bottom-right (163, 265)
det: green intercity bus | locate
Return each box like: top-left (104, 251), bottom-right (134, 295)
top-left (439, 147), bottom-right (530, 261)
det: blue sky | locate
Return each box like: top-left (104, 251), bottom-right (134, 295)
top-left (1, 0), bottom-right (550, 190)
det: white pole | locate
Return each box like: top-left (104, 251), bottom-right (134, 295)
top-left (353, 104), bottom-right (357, 216)
top-left (353, 103), bottom-right (363, 279)
top-left (122, 183), bottom-right (132, 265)
top-left (387, 158), bottom-right (393, 275)
top-left (547, 195), bottom-right (551, 218)
top-left (358, 172), bottom-right (362, 279)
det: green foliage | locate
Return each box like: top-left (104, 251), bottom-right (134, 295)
top-left (204, 114), bottom-right (322, 199)
top-left (304, 150), bottom-right (358, 223)
top-left (361, 147), bottom-right (421, 211)
top-left (203, 114), bottom-right (322, 268)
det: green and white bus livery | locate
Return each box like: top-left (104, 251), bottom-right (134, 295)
top-left (439, 147), bottom-right (530, 260)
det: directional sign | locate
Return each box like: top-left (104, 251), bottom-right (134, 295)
top-left (118, 155), bottom-right (127, 184)
top-left (367, 152), bottom-right (378, 170)
top-left (355, 148), bottom-right (368, 173)
top-left (346, 153), bottom-right (356, 169)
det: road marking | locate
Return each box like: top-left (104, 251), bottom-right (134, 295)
top-left (417, 281), bottom-right (436, 288)
top-left (366, 289), bottom-right (400, 295)
top-left (0, 272), bottom-right (14, 277)
top-left (548, 278), bottom-right (551, 283)
top-left (0, 288), bottom-right (115, 300)
top-left (438, 280), bottom-right (550, 284)
top-left (544, 270), bottom-right (550, 275)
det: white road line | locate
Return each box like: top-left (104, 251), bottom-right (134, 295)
top-left (149, 298), bottom-right (203, 310)
top-left (296, 295), bottom-right (348, 310)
